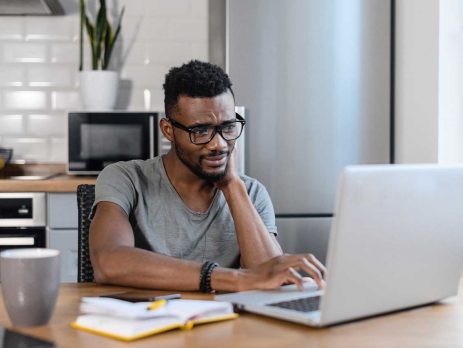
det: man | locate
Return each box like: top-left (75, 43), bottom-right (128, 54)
top-left (90, 60), bottom-right (326, 292)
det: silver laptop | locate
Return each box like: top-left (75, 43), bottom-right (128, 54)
top-left (215, 164), bottom-right (463, 326)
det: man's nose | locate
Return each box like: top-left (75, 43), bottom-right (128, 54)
top-left (205, 129), bottom-right (227, 150)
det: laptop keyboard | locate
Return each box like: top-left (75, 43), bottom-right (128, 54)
top-left (267, 296), bottom-right (321, 313)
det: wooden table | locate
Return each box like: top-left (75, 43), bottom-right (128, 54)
top-left (1, 282), bottom-right (463, 348)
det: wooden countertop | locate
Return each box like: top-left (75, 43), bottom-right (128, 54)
top-left (0, 174), bottom-right (97, 193)
top-left (0, 163), bottom-right (97, 192)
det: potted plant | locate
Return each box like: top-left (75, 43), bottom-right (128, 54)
top-left (79, 0), bottom-right (125, 110)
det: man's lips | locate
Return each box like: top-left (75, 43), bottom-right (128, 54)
top-left (201, 153), bottom-right (227, 167)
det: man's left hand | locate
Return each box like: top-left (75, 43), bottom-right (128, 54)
top-left (214, 145), bottom-right (240, 190)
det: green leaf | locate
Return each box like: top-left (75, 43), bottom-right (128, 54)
top-left (102, 6), bottom-right (124, 70)
top-left (113, 6), bottom-right (125, 43)
top-left (102, 20), bottom-right (113, 70)
top-left (84, 15), bottom-right (97, 69)
top-left (79, 0), bottom-right (85, 71)
top-left (95, 0), bottom-right (108, 69)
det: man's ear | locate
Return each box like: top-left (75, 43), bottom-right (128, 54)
top-left (160, 118), bottom-right (174, 142)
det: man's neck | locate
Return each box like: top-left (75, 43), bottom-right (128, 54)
top-left (162, 153), bottom-right (217, 212)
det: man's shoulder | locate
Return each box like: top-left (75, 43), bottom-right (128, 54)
top-left (97, 157), bottom-right (162, 185)
top-left (103, 157), bottom-right (161, 175)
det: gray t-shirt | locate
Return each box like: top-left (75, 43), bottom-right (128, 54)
top-left (91, 156), bottom-right (277, 268)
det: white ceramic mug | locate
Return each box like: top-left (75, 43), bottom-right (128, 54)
top-left (0, 248), bottom-right (60, 327)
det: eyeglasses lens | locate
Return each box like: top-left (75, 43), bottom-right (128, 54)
top-left (191, 122), bottom-right (243, 144)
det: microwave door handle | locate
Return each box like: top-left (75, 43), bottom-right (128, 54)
top-left (150, 115), bottom-right (154, 158)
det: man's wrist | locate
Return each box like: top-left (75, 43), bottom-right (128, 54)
top-left (199, 261), bottom-right (219, 293)
top-left (218, 176), bottom-right (245, 198)
top-left (211, 267), bottom-right (246, 292)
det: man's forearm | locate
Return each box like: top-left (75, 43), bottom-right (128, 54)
top-left (93, 245), bottom-right (247, 292)
top-left (221, 179), bottom-right (283, 268)
top-left (93, 246), bottom-right (204, 290)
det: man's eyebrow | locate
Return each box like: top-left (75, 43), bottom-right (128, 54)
top-left (221, 119), bottom-right (237, 125)
top-left (189, 118), bottom-right (236, 128)
top-left (188, 121), bottom-right (214, 128)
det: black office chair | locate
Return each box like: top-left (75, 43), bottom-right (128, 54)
top-left (77, 184), bottom-right (95, 282)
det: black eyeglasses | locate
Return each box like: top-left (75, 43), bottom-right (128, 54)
top-left (167, 113), bottom-right (246, 145)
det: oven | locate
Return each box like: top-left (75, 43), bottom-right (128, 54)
top-left (0, 193), bottom-right (46, 251)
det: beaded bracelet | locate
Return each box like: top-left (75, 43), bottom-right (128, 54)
top-left (199, 261), bottom-right (219, 293)
top-left (199, 261), bottom-right (211, 291)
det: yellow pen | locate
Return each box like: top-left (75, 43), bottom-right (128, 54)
top-left (147, 299), bottom-right (167, 311)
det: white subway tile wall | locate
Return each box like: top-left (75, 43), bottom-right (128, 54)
top-left (0, 18), bottom-right (24, 41)
top-left (1, 137), bottom-right (48, 162)
top-left (49, 137), bottom-right (67, 162)
top-left (27, 114), bottom-right (67, 136)
top-left (0, 0), bottom-right (209, 162)
top-left (4, 91), bottom-right (48, 109)
top-left (0, 114), bottom-right (24, 134)
top-left (3, 43), bottom-right (48, 63)
top-left (0, 65), bottom-right (25, 87)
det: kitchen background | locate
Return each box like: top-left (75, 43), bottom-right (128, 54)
top-left (0, 0), bottom-right (208, 162)
top-left (0, 0), bottom-right (462, 165)
top-left (0, 0), bottom-right (462, 282)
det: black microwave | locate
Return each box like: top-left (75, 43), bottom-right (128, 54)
top-left (68, 111), bottom-right (170, 174)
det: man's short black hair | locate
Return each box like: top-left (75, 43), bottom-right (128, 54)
top-left (163, 60), bottom-right (234, 118)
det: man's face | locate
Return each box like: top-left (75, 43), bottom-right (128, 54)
top-left (170, 90), bottom-right (236, 182)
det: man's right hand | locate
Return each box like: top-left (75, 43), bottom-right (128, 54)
top-left (237, 254), bottom-right (327, 291)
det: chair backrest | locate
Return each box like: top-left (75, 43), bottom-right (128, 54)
top-left (77, 184), bottom-right (95, 282)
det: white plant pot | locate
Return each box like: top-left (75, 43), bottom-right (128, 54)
top-left (79, 70), bottom-right (119, 110)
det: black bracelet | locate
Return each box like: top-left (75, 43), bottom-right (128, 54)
top-left (199, 261), bottom-right (211, 291)
top-left (199, 261), bottom-right (217, 293)
top-left (199, 261), bottom-right (219, 293)
top-left (203, 262), bottom-right (219, 293)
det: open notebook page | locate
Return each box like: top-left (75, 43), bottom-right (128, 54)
top-left (80, 297), bottom-right (233, 321)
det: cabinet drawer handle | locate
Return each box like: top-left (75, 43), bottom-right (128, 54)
top-left (0, 237), bottom-right (35, 246)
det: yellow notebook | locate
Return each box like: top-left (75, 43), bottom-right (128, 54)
top-left (71, 297), bottom-right (238, 342)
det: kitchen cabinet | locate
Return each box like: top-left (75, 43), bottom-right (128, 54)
top-left (47, 193), bottom-right (78, 283)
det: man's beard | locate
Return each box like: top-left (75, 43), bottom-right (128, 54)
top-left (174, 141), bottom-right (229, 183)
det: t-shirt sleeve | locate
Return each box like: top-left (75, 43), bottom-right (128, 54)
top-left (90, 163), bottom-right (137, 219)
top-left (248, 179), bottom-right (278, 236)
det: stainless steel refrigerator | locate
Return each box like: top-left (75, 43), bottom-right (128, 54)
top-left (226, 0), bottom-right (392, 262)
